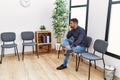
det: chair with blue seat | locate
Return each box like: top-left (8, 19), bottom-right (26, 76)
top-left (74, 36), bottom-right (92, 71)
top-left (77, 39), bottom-right (108, 80)
top-left (0, 32), bottom-right (20, 64)
top-left (21, 31), bottom-right (39, 60)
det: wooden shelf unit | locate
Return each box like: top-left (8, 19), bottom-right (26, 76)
top-left (35, 31), bottom-right (52, 53)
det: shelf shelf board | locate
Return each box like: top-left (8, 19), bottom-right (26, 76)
top-left (36, 43), bottom-right (52, 45)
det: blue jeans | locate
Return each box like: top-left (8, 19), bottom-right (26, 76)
top-left (62, 39), bottom-right (86, 66)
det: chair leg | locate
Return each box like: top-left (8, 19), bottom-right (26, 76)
top-left (94, 60), bottom-right (96, 69)
top-left (103, 59), bottom-right (105, 79)
top-left (22, 46), bottom-right (24, 60)
top-left (81, 58), bottom-right (83, 62)
top-left (34, 46), bottom-right (39, 58)
top-left (0, 48), bottom-right (3, 64)
top-left (90, 62), bottom-right (92, 66)
top-left (15, 47), bottom-right (20, 61)
top-left (36, 51), bottom-right (39, 58)
top-left (88, 60), bottom-right (91, 80)
top-left (3, 48), bottom-right (4, 57)
top-left (14, 47), bottom-right (16, 56)
top-left (71, 53), bottom-right (74, 57)
top-left (76, 54), bottom-right (81, 71)
top-left (32, 46), bottom-right (34, 54)
top-left (58, 46), bottom-right (61, 59)
top-left (76, 54), bottom-right (78, 71)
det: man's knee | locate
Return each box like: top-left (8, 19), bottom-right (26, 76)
top-left (61, 39), bottom-right (71, 47)
top-left (66, 45), bottom-right (71, 49)
top-left (64, 38), bottom-right (70, 42)
top-left (72, 46), bottom-right (86, 53)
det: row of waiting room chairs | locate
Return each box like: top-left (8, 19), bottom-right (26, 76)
top-left (58, 36), bottom-right (108, 80)
top-left (0, 31), bottom-right (39, 64)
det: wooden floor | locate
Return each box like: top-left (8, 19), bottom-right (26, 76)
top-left (0, 52), bottom-right (106, 80)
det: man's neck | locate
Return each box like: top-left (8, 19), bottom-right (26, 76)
top-left (73, 25), bottom-right (78, 29)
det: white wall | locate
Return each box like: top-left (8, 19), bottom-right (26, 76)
top-left (0, 0), bottom-right (120, 78)
top-left (0, 0), bottom-right (55, 53)
top-left (87, 0), bottom-right (120, 78)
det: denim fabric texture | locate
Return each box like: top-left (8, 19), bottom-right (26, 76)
top-left (62, 39), bottom-right (86, 66)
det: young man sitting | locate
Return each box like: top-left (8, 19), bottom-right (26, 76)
top-left (56, 18), bottom-right (87, 70)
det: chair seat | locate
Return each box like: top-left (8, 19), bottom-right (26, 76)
top-left (1, 44), bottom-right (17, 48)
top-left (73, 50), bottom-right (88, 56)
top-left (81, 53), bottom-right (102, 60)
top-left (22, 42), bottom-right (36, 46)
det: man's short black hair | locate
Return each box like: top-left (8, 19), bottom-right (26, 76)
top-left (70, 18), bottom-right (78, 24)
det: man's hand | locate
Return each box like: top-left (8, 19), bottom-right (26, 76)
top-left (65, 45), bottom-right (71, 50)
top-left (68, 26), bottom-right (72, 31)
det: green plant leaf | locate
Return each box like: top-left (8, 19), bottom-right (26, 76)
top-left (52, 0), bottom-right (69, 38)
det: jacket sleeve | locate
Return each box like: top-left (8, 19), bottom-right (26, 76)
top-left (72, 30), bottom-right (85, 47)
top-left (67, 31), bottom-right (72, 39)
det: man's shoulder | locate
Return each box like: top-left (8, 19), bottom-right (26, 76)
top-left (78, 26), bottom-right (85, 31)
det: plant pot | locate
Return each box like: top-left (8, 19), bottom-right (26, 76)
top-left (56, 36), bottom-right (62, 43)
top-left (40, 29), bottom-right (46, 31)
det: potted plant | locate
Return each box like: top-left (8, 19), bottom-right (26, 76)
top-left (40, 25), bottom-right (46, 30)
top-left (52, 0), bottom-right (69, 43)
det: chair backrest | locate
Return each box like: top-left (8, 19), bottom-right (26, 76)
top-left (94, 39), bottom-right (108, 53)
top-left (85, 36), bottom-right (92, 52)
top-left (21, 31), bottom-right (34, 40)
top-left (1, 32), bottom-right (16, 42)
top-left (86, 36), bottom-right (92, 48)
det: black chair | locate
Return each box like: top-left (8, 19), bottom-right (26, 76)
top-left (78, 39), bottom-right (108, 80)
top-left (0, 32), bottom-right (20, 64)
top-left (21, 31), bottom-right (39, 60)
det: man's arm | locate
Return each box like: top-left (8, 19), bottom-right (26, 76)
top-left (67, 30), bottom-right (72, 39)
top-left (67, 26), bottom-right (72, 39)
top-left (72, 30), bottom-right (85, 47)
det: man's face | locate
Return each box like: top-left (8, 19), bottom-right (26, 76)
top-left (70, 21), bottom-right (76, 28)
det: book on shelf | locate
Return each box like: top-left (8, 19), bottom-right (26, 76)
top-left (46, 35), bottom-right (50, 43)
top-left (42, 35), bottom-right (50, 43)
top-left (42, 35), bottom-right (45, 43)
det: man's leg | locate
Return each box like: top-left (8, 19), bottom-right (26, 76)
top-left (56, 46), bottom-right (86, 70)
top-left (61, 38), bottom-right (73, 66)
top-left (56, 39), bottom-right (73, 70)
top-left (56, 49), bottom-right (73, 70)
top-left (63, 46), bottom-right (86, 67)
top-left (72, 46), bottom-right (86, 53)
top-left (63, 49), bottom-right (73, 66)
top-left (61, 39), bottom-right (73, 49)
